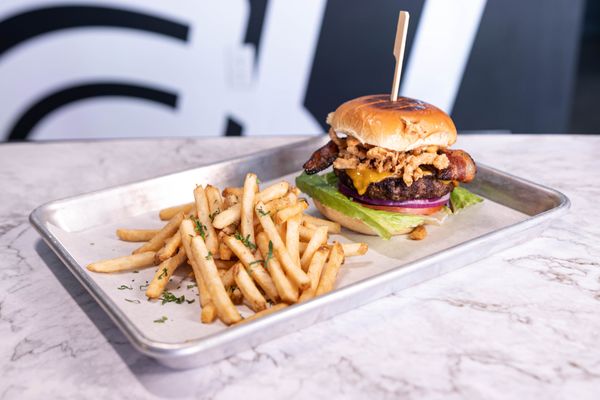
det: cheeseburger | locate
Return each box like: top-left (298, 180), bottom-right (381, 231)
top-left (296, 94), bottom-right (481, 239)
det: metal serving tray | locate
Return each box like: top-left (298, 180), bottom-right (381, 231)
top-left (30, 136), bottom-right (570, 369)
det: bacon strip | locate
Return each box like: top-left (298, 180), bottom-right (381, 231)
top-left (437, 149), bottom-right (477, 182)
top-left (303, 140), bottom-right (339, 175)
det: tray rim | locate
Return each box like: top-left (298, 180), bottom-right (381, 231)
top-left (29, 137), bottom-right (571, 360)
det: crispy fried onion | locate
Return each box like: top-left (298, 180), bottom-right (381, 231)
top-left (331, 131), bottom-right (449, 186)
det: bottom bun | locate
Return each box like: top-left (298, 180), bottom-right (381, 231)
top-left (313, 200), bottom-right (415, 236)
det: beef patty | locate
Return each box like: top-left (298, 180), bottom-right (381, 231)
top-left (335, 169), bottom-right (455, 201)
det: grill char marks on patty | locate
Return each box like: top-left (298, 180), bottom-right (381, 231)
top-left (336, 169), bottom-right (455, 202)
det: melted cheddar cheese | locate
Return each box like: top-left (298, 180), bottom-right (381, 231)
top-left (345, 168), bottom-right (395, 195)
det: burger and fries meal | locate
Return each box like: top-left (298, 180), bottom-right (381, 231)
top-left (85, 10), bottom-right (482, 327)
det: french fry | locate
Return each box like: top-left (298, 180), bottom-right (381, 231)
top-left (213, 203), bottom-right (241, 229)
top-left (300, 226), bottom-right (328, 271)
top-left (201, 301), bottom-right (217, 323)
top-left (133, 212), bottom-right (184, 254)
top-left (215, 259), bottom-right (236, 270)
top-left (230, 287), bottom-right (243, 305)
top-left (263, 192), bottom-right (297, 214)
top-left (285, 213), bottom-right (301, 267)
top-left (257, 232), bottom-right (298, 303)
top-left (302, 214), bottom-right (341, 234)
top-left (180, 219), bottom-right (217, 323)
top-left (255, 181), bottom-right (289, 204)
top-left (302, 221), bottom-right (318, 231)
top-left (221, 224), bottom-right (237, 235)
top-left (146, 247), bottom-right (187, 299)
top-left (298, 246), bottom-right (329, 302)
top-left (218, 232), bottom-right (235, 260)
top-left (241, 173), bottom-right (258, 247)
top-left (155, 231), bottom-right (181, 263)
top-left (299, 241), bottom-right (308, 254)
top-left (223, 194), bottom-right (239, 209)
top-left (193, 186), bottom-right (219, 256)
top-left (116, 229), bottom-right (159, 242)
top-left (275, 222), bottom-right (286, 244)
top-left (255, 201), bottom-right (310, 289)
top-left (274, 200), bottom-right (308, 225)
top-left (289, 186), bottom-right (301, 196)
top-left (299, 224), bottom-right (316, 242)
top-left (159, 202), bottom-right (194, 220)
top-left (223, 187), bottom-right (243, 198)
top-left (222, 235), bottom-right (279, 302)
top-left (86, 252), bottom-right (155, 273)
top-left (190, 236), bottom-right (242, 324)
top-left (236, 303), bottom-right (289, 325)
top-left (233, 262), bottom-right (267, 312)
top-left (299, 242), bottom-right (368, 257)
top-left (220, 266), bottom-right (235, 288)
top-left (206, 184), bottom-right (224, 219)
top-left (315, 242), bottom-right (345, 296)
top-left (341, 242), bottom-right (368, 257)
top-left (254, 220), bottom-right (264, 235)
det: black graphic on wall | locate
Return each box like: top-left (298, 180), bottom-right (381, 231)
top-left (224, 116), bottom-right (244, 136)
top-left (8, 83), bottom-right (178, 140)
top-left (0, 5), bottom-right (189, 57)
top-left (244, 0), bottom-right (268, 65)
top-left (0, 5), bottom-right (189, 140)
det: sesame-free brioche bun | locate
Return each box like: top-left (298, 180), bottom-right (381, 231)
top-left (326, 94), bottom-right (457, 152)
top-left (313, 200), bottom-right (415, 236)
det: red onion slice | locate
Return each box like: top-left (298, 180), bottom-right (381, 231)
top-left (338, 182), bottom-right (450, 208)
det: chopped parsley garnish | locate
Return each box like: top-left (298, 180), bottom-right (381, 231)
top-left (264, 241), bottom-right (274, 268)
top-left (139, 282), bottom-right (149, 291)
top-left (160, 291), bottom-right (186, 305)
top-left (125, 298), bottom-right (141, 304)
top-left (117, 284), bottom-right (132, 290)
top-left (154, 316), bottom-right (168, 323)
top-left (186, 299), bottom-right (195, 304)
top-left (205, 251), bottom-right (213, 260)
top-left (257, 208), bottom-right (270, 217)
top-left (158, 267), bottom-right (168, 280)
top-left (187, 283), bottom-right (197, 289)
top-left (132, 270), bottom-right (139, 274)
top-left (190, 216), bottom-right (208, 240)
top-left (235, 232), bottom-right (257, 251)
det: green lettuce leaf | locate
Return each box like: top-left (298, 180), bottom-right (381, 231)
top-left (450, 186), bottom-right (483, 212)
top-left (295, 172), bottom-right (424, 239)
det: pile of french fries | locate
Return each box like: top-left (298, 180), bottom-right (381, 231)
top-left (87, 174), bottom-right (368, 325)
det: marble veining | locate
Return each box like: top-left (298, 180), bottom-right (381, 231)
top-left (1, 135), bottom-right (599, 399)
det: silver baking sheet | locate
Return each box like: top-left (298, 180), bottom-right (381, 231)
top-left (29, 136), bottom-right (570, 369)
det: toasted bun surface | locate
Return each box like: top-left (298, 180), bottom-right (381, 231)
top-left (327, 94), bottom-right (456, 152)
top-left (313, 200), bottom-right (414, 236)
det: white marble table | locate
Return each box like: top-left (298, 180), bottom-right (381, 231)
top-left (1, 135), bottom-right (598, 400)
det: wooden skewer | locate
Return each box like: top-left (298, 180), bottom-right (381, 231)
top-left (390, 11), bottom-right (410, 102)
